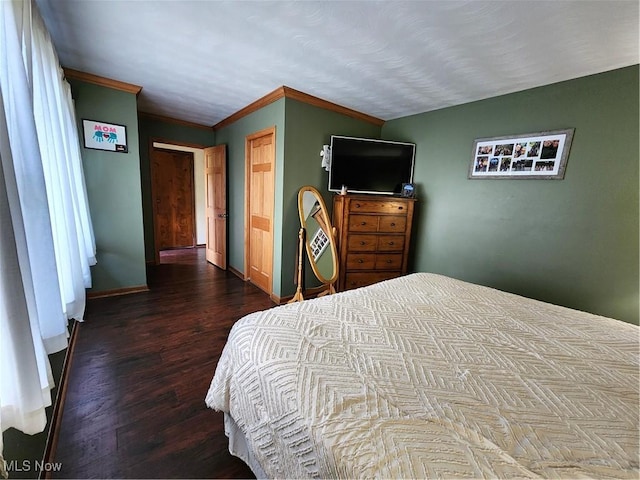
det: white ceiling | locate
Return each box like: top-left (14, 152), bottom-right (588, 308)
top-left (36, 0), bottom-right (639, 127)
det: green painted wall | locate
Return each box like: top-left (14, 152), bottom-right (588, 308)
top-left (281, 99), bottom-right (380, 295)
top-left (137, 116), bottom-right (216, 261)
top-left (382, 65), bottom-right (639, 324)
top-left (214, 97), bottom-right (380, 299)
top-left (69, 80), bottom-right (147, 292)
top-left (214, 99), bottom-right (285, 294)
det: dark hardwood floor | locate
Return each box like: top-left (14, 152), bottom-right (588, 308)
top-left (51, 248), bottom-right (275, 479)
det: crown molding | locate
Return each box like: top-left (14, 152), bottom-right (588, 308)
top-left (62, 70), bottom-right (383, 130)
top-left (213, 87), bottom-right (286, 130)
top-left (213, 85), bottom-right (384, 130)
top-left (138, 111), bottom-right (214, 131)
top-left (282, 86), bottom-right (385, 127)
top-left (63, 68), bottom-right (142, 95)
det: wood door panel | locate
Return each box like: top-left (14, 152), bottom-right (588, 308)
top-left (151, 149), bottom-right (195, 250)
top-left (249, 228), bottom-right (270, 292)
top-left (251, 215), bottom-right (270, 232)
top-left (205, 145), bottom-right (227, 269)
top-left (245, 127), bottom-right (275, 295)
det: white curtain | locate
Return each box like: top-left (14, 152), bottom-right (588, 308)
top-left (0, 0), bottom-right (96, 475)
top-left (28, 0), bottom-right (96, 329)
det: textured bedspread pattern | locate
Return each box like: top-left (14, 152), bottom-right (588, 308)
top-left (206, 273), bottom-right (639, 479)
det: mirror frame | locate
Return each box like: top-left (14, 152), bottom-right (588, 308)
top-left (297, 185), bottom-right (339, 286)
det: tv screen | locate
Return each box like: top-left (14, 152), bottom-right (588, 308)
top-left (328, 136), bottom-right (415, 195)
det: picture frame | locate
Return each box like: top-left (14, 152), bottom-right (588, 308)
top-left (82, 119), bottom-right (128, 153)
top-left (400, 183), bottom-right (415, 198)
top-left (309, 228), bottom-right (329, 261)
top-left (469, 128), bottom-right (574, 179)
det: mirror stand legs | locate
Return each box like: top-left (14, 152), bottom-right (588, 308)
top-left (316, 283), bottom-right (336, 298)
top-left (288, 228), bottom-right (305, 303)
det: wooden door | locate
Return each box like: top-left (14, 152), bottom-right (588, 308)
top-left (245, 127), bottom-right (276, 295)
top-left (204, 145), bottom-right (227, 269)
top-left (151, 149), bottom-right (195, 253)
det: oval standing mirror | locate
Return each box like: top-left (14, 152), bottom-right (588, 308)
top-left (298, 185), bottom-right (339, 287)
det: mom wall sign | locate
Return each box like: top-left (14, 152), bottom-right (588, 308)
top-left (82, 119), bottom-right (128, 153)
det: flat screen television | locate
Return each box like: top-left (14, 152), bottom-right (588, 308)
top-left (328, 135), bottom-right (415, 195)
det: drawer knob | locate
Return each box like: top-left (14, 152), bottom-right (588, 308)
top-left (388, 241), bottom-right (394, 245)
top-left (361, 222), bottom-right (367, 226)
top-left (390, 222), bottom-right (396, 227)
top-left (360, 241), bottom-right (366, 245)
top-left (399, 206), bottom-right (403, 210)
top-left (386, 260), bottom-right (392, 263)
top-left (358, 259), bottom-right (364, 263)
top-left (355, 203), bottom-right (361, 208)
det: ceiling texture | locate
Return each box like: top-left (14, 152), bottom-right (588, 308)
top-left (36, 0), bottom-right (639, 127)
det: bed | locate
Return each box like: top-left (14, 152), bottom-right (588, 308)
top-left (205, 273), bottom-right (639, 479)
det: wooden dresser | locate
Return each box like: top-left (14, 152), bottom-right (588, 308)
top-left (332, 194), bottom-right (416, 292)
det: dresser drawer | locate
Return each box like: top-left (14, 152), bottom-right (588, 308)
top-left (375, 254), bottom-right (403, 270)
top-left (346, 253), bottom-right (376, 270)
top-left (348, 215), bottom-right (378, 232)
top-left (344, 271), bottom-right (401, 290)
top-left (377, 235), bottom-right (404, 251)
top-left (349, 199), bottom-right (409, 214)
top-left (346, 253), bottom-right (402, 270)
top-left (378, 216), bottom-right (406, 232)
top-left (347, 234), bottom-right (377, 251)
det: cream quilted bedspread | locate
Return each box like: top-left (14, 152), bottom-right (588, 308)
top-left (206, 273), bottom-right (639, 479)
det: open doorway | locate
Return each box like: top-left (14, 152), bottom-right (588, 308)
top-left (150, 141), bottom-right (206, 264)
